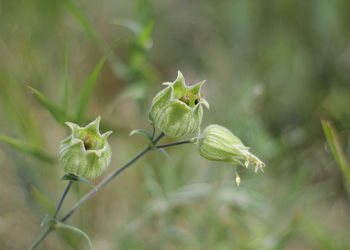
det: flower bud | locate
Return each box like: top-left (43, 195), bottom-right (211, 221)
top-left (58, 116), bottom-right (112, 179)
top-left (149, 71), bottom-right (209, 137)
top-left (199, 124), bottom-right (265, 173)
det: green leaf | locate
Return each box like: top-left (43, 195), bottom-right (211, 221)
top-left (26, 85), bottom-right (70, 126)
top-left (112, 19), bottom-right (142, 34)
top-left (157, 148), bottom-right (171, 161)
top-left (321, 120), bottom-right (350, 190)
top-left (63, 43), bottom-right (69, 112)
top-left (31, 187), bottom-right (55, 215)
top-left (138, 20), bottom-right (154, 49)
top-left (56, 223), bottom-right (94, 250)
top-left (62, 174), bottom-right (97, 190)
top-left (77, 177), bottom-right (97, 190)
top-left (40, 215), bottom-right (55, 227)
top-left (63, 0), bottom-right (99, 43)
top-left (129, 129), bottom-right (152, 141)
top-left (75, 56), bottom-right (107, 123)
top-left (0, 134), bottom-right (55, 163)
top-left (64, 0), bottom-right (130, 81)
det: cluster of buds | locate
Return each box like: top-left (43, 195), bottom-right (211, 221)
top-left (149, 72), bottom-right (265, 185)
top-left (58, 71), bottom-right (264, 185)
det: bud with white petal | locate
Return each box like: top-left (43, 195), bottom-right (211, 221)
top-left (199, 124), bottom-right (265, 173)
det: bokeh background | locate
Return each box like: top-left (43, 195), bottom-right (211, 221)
top-left (1, 0), bottom-right (350, 249)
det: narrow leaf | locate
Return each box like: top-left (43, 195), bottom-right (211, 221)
top-left (321, 120), bottom-right (350, 188)
top-left (63, 43), bottom-right (69, 112)
top-left (62, 174), bottom-right (97, 190)
top-left (129, 129), bottom-right (152, 141)
top-left (56, 223), bottom-right (94, 250)
top-left (75, 38), bottom-right (121, 124)
top-left (77, 177), bottom-right (97, 190)
top-left (31, 187), bottom-right (55, 215)
top-left (63, 0), bottom-right (99, 43)
top-left (64, 0), bottom-right (130, 81)
top-left (27, 85), bottom-right (70, 126)
top-left (75, 56), bottom-right (107, 123)
top-left (157, 148), bottom-right (171, 161)
top-left (0, 135), bottom-right (55, 163)
top-left (138, 20), bottom-right (154, 49)
top-left (40, 215), bottom-right (55, 227)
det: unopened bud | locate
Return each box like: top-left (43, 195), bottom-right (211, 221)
top-left (58, 116), bottom-right (112, 179)
top-left (149, 71), bottom-right (209, 137)
top-left (199, 124), bottom-right (265, 173)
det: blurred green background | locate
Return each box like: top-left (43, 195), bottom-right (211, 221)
top-left (1, 0), bottom-right (350, 249)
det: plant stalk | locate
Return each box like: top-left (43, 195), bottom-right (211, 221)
top-left (61, 144), bottom-right (151, 222)
top-left (30, 132), bottom-right (194, 248)
top-left (29, 228), bottom-right (52, 250)
top-left (54, 180), bottom-right (73, 219)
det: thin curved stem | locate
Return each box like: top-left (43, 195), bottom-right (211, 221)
top-left (157, 139), bottom-right (193, 148)
top-left (153, 132), bottom-right (165, 144)
top-left (61, 132), bottom-right (165, 222)
top-left (30, 131), bottom-right (180, 248)
top-left (61, 145), bottom-right (152, 222)
top-left (29, 181), bottom-right (73, 250)
top-left (54, 180), bottom-right (73, 219)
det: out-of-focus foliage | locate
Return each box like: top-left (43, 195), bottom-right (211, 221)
top-left (0, 0), bottom-right (350, 249)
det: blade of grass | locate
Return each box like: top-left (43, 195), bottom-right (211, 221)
top-left (0, 134), bottom-right (55, 163)
top-left (63, 0), bottom-right (129, 80)
top-left (75, 56), bottom-right (107, 123)
top-left (63, 43), bottom-right (69, 112)
top-left (321, 120), bottom-right (350, 190)
top-left (75, 39), bottom-right (121, 123)
top-left (129, 129), bottom-right (152, 141)
top-left (27, 85), bottom-right (71, 126)
top-left (138, 20), bottom-right (154, 49)
top-left (0, 72), bottom-right (42, 145)
top-left (31, 187), bottom-right (55, 215)
top-left (56, 223), bottom-right (93, 250)
top-left (62, 0), bottom-right (99, 43)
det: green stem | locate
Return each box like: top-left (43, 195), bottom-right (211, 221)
top-left (61, 132), bottom-right (165, 222)
top-left (30, 132), bottom-right (170, 248)
top-left (61, 144), bottom-right (152, 222)
top-left (54, 180), bottom-right (73, 219)
top-left (28, 228), bottom-right (52, 250)
top-left (151, 126), bottom-right (156, 140)
top-left (29, 181), bottom-right (73, 250)
top-left (153, 132), bottom-right (164, 144)
top-left (60, 132), bottom-right (164, 222)
top-left (157, 139), bottom-right (193, 148)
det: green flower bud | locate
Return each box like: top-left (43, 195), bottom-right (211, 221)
top-left (58, 116), bottom-right (112, 179)
top-left (199, 124), bottom-right (265, 173)
top-left (149, 71), bottom-right (209, 137)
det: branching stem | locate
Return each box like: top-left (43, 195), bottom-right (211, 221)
top-left (61, 145), bottom-right (151, 222)
top-left (29, 131), bottom-right (193, 249)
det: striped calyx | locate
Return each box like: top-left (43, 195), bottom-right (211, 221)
top-left (58, 116), bottom-right (112, 179)
top-left (199, 124), bottom-right (265, 173)
top-left (149, 71), bottom-right (209, 137)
